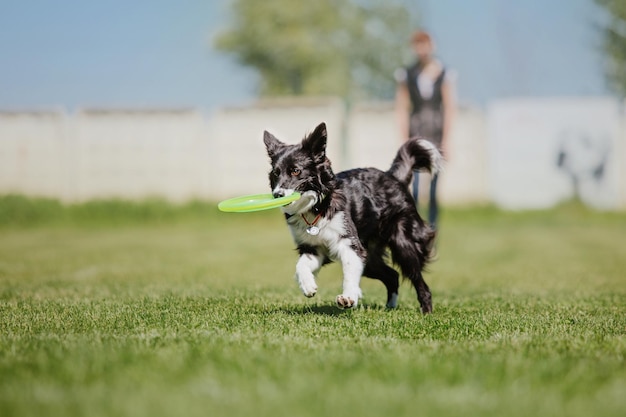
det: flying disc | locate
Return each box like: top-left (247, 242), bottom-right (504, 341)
top-left (218, 192), bottom-right (301, 212)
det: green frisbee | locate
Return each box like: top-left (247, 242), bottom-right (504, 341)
top-left (218, 192), bottom-right (301, 213)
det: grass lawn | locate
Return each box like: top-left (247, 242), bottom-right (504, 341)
top-left (0, 196), bottom-right (625, 417)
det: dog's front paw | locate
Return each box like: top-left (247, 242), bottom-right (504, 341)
top-left (336, 294), bottom-right (357, 309)
top-left (302, 286), bottom-right (317, 298)
top-left (299, 279), bottom-right (317, 298)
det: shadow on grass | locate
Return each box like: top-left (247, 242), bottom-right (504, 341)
top-left (280, 302), bottom-right (391, 316)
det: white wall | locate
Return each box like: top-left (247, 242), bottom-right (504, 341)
top-left (0, 110), bottom-right (69, 199)
top-left (70, 109), bottom-right (209, 202)
top-left (487, 98), bottom-right (624, 209)
top-left (0, 97), bottom-right (624, 209)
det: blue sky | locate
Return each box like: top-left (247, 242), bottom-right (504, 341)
top-left (420, 0), bottom-right (609, 104)
top-left (0, 0), bottom-right (610, 111)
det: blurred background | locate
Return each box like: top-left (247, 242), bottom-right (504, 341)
top-left (0, 0), bottom-right (624, 209)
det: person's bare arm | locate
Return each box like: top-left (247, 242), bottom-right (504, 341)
top-left (395, 82), bottom-right (411, 143)
top-left (440, 76), bottom-right (456, 160)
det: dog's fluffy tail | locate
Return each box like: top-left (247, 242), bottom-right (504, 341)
top-left (388, 138), bottom-right (443, 184)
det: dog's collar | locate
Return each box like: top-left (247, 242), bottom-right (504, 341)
top-left (301, 212), bottom-right (322, 235)
top-left (301, 212), bottom-right (322, 227)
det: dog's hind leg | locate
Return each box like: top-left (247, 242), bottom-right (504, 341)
top-left (364, 255), bottom-right (400, 308)
top-left (388, 223), bottom-right (434, 314)
top-left (394, 255), bottom-right (432, 313)
top-left (411, 271), bottom-right (432, 314)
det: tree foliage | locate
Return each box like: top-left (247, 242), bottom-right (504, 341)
top-left (595, 0), bottom-right (626, 96)
top-left (213, 0), bottom-right (413, 100)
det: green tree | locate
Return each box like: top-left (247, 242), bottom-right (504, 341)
top-left (213, 0), bottom-right (413, 100)
top-left (595, 0), bottom-right (626, 96)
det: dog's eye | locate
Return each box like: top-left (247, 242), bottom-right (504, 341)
top-left (290, 168), bottom-right (301, 177)
top-left (272, 168), bottom-right (280, 177)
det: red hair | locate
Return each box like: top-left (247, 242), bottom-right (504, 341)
top-left (411, 30), bottom-right (432, 44)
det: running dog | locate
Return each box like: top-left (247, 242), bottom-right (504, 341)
top-left (263, 122), bottom-right (442, 313)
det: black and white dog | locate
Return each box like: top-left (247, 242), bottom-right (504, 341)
top-left (263, 122), bottom-right (442, 313)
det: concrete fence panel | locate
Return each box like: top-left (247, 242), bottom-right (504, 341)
top-left (70, 109), bottom-right (209, 202)
top-left (487, 98), bottom-right (623, 210)
top-left (0, 110), bottom-right (68, 199)
top-left (0, 97), bottom-right (623, 209)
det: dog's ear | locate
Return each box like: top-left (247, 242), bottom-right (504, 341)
top-left (302, 122), bottom-right (327, 163)
top-left (263, 130), bottom-right (285, 159)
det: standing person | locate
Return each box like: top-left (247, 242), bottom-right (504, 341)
top-left (395, 29), bottom-right (456, 231)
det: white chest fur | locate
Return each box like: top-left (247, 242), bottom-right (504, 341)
top-left (288, 212), bottom-right (348, 259)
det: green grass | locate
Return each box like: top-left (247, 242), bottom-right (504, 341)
top-left (0, 196), bottom-right (625, 417)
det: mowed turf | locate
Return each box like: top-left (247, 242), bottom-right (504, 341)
top-left (0, 197), bottom-right (624, 417)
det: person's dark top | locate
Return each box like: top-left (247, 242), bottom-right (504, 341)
top-left (400, 62), bottom-right (446, 148)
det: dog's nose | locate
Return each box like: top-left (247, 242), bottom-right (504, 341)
top-left (273, 190), bottom-right (285, 198)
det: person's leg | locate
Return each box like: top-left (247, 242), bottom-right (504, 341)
top-left (428, 174), bottom-right (439, 229)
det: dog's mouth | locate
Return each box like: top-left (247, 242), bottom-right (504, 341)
top-left (280, 190), bottom-right (319, 214)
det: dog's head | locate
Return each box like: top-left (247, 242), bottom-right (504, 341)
top-left (263, 122), bottom-right (336, 214)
